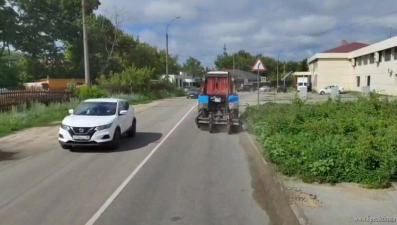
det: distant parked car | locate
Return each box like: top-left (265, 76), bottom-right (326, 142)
top-left (259, 86), bottom-right (271, 92)
top-left (187, 88), bottom-right (200, 99)
top-left (318, 85), bottom-right (344, 95)
top-left (184, 87), bottom-right (195, 93)
top-left (277, 86), bottom-right (287, 93)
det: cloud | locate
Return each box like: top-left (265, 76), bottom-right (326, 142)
top-left (95, 0), bottom-right (397, 67)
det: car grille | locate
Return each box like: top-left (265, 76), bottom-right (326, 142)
top-left (72, 127), bottom-right (93, 134)
top-left (67, 127), bottom-right (97, 141)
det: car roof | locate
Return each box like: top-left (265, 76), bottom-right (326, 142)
top-left (84, 98), bottom-right (123, 103)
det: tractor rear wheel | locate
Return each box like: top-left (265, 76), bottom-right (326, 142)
top-left (227, 124), bottom-right (233, 134)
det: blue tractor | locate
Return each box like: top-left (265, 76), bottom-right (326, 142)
top-left (195, 71), bottom-right (241, 134)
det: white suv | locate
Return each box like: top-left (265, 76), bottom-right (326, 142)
top-left (59, 98), bottom-right (136, 151)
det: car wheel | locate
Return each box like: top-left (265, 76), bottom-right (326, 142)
top-left (111, 128), bottom-right (121, 150)
top-left (127, 118), bottom-right (136, 138)
top-left (320, 91), bottom-right (325, 95)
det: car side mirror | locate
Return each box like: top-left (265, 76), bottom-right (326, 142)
top-left (119, 110), bottom-right (128, 115)
top-left (68, 109), bottom-right (74, 114)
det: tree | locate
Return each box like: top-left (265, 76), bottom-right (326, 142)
top-left (183, 57), bottom-right (204, 77)
top-left (214, 50), bottom-right (256, 71)
top-left (298, 58), bottom-right (308, 71)
top-left (1, 1), bottom-right (185, 86)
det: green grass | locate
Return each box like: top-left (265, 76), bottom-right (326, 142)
top-left (0, 99), bottom-right (81, 137)
top-left (242, 92), bottom-right (397, 189)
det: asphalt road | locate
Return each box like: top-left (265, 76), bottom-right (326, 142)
top-left (0, 93), bottom-right (272, 225)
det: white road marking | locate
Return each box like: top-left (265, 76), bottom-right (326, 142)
top-left (85, 103), bottom-right (197, 225)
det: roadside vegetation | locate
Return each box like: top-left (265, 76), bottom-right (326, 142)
top-left (242, 92), bottom-right (397, 189)
top-left (0, 82), bottom-right (185, 137)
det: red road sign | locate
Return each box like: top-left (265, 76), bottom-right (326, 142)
top-left (251, 58), bottom-right (267, 72)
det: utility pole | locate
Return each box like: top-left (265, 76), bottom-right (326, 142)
top-left (257, 63), bottom-right (260, 108)
top-left (233, 55), bottom-right (235, 91)
top-left (283, 62), bottom-right (286, 87)
top-left (276, 51), bottom-right (282, 88)
top-left (276, 57), bottom-right (279, 88)
top-left (82, 0), bottom-right (90, 86)
top-left (166, 16), bottom-right (181, 79)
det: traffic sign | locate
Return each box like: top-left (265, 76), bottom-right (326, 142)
top-left (260, 77), bottom-right (266, 82)
top-left (251, 58), bottom-right (267, 72)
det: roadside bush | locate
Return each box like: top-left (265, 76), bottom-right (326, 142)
top-left (242, 92), bottom-right (397, 188)
top-left (172, 87), bottom-right (187, 97)
top-left (110, 93), bottom-right (152, 105)
top-left (76, 85), bottom-right (109, 100)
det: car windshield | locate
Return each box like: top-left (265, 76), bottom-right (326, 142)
top-left (73, 102), bottom-right (117, 116)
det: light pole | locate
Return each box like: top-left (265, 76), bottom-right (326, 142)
top-left (166, 16), bottom-right (181, 79)
top-left (257, 63), bottom-right (261, 108)
top-left (276, 51), bottom-right (282, 88)
top-left (82, 0), bottom-right (90, 86)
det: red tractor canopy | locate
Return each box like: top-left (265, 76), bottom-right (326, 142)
top-left (203, 72), bottom-right (233, 95)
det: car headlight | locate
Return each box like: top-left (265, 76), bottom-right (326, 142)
top-left (61, 124), bottom-right (71, 130)
top-left (96, 123), bottom-right (112, 131)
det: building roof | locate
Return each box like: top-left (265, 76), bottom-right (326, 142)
top-left (224, 69), bottom-right (257, 80)
top-left (322, 40), bottom-right (369, 53)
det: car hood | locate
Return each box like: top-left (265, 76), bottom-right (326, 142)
top-left (62, 115), bottom-right (115, 127)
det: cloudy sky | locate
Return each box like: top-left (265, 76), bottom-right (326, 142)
top-left (95, 0), bottom-right (397, 67)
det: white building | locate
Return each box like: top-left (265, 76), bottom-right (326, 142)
top-left (307, 37), bottom-right (397, 95)
top-left (160, 72), bottom-right (202, 87)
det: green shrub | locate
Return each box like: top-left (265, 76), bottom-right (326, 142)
top-left (172, 87), bottom-right (187, 97)
top-left (242, 92), bottom-right (397, 188)
top-left (77, 85), bottom-right (108, 100)
top-left (110, 93), bottom-right (152, 105)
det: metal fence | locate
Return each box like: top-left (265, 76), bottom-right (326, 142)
top-left (0, 88), bottom-right (73, 112)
